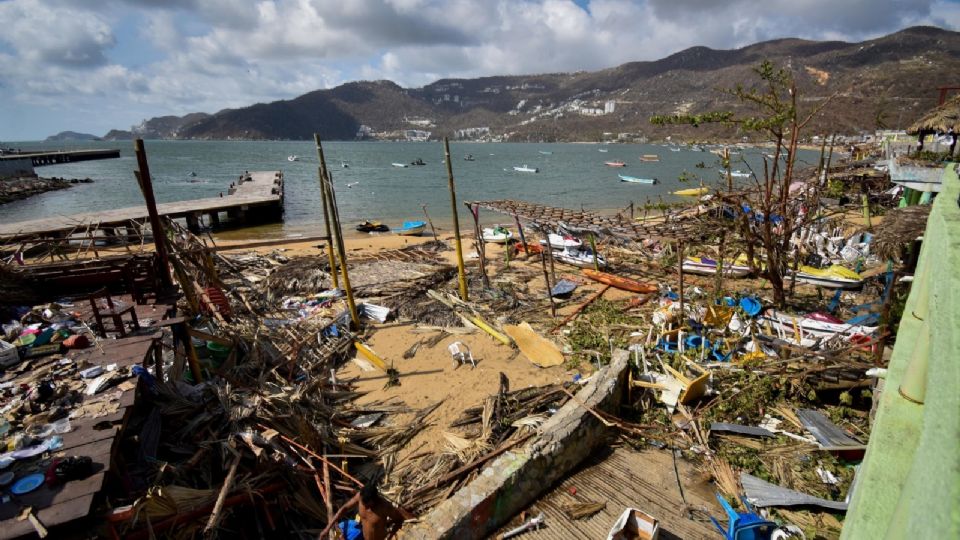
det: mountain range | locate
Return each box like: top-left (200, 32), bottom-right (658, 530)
top-left (99, 26), bottom-right (960, 143)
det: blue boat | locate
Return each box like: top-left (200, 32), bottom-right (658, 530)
top-left (618, 174), bottom-right (657, 184)
top-left (394, 220), bottom-right (427, 236)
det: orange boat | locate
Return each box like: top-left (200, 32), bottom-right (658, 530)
top-left (583, 269), bottom-right (657, 294)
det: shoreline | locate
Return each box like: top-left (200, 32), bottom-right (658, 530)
top-left (0, 176), bottom-right (93, 205)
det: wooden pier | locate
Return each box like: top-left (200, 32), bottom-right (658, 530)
top-left (0, 171), bottom-right (284, 242)
top-left (0, 148), bottom-right (121, 167)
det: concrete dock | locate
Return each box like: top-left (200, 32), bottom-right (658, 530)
top-left (0, 148), bottom-right (121, 166)
top-left (0, 170), bottom-right (284, 241)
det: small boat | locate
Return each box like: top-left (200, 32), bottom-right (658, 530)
top-left (605, 161), bottom-right (627, 167)
top-left (555, 247), bottom-right (607, 268)
top-left (539, 233), bottom-right (582, 249)
top-left (410, 158), bottom-right (426, 166)
top-left (550, 279), bottom-right (577, 298)
top-left (583, 269), bottom-right (657, 293)
top-left (538, 150), bottom-right (553, 155)
top-left (789, 264), bottom-right (864, 289)
top-left (482, 226), bottom-right (513, 244)
top-left (682, 257), bottom-right (751, 277)
top-left (464, 154), bottom-right (476, 161)
top-left (639, 154), bottom-right (660, 162)
top-left (598, 148), bottom-right (609, 153)
top-left (606, 507), bottom-right (659, 540)
top-left (513, 165), bottom-right (539, 173)
top-left (188, 171), bottom-right (197, 177)
top-left (730, 170), bottom-right (751, 178)
top-left (760, 309), bottom-right (879, 339)
top-left (669, 147), bottom-right (681, 152)
top-left (674, 187), bottom-right (709, 196)
top-left (287, 155), bottom-right (299, 162)
top-left (393, 220), bottom-right (426, 236)
top-left (356, 220), bottom-right (389, 233)
top-left (341, 161), bottom-right (349, 168)
top-left (346, 181), bottom-right (359, 188)
top-left (619, 174), bottom-right (657, 184)
top-left (391, 162), bottom-right (408, 168)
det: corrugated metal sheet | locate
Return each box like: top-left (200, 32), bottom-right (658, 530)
top-left (494, 447), bottom-right (721, 539)
top-left (796, 409), bottom-right (865, 450)
top-left (741, 473), bottom-right (848, 511)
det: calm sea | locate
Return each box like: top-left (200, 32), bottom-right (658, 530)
top-left (0, 140), bottom-right (819, 238)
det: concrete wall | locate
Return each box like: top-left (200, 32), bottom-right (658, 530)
top-left (401, 351), bottom-right (629, 539)
top-left (842, 164), bottom-right (960, 538)
top-left (0, 157), bottom-right (35, 179)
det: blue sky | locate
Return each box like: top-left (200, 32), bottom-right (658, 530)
top-left (1, 0), bottom-right (959, 141)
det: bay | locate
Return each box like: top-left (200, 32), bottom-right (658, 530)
top-left (0, 140), bottom-right (819, 237)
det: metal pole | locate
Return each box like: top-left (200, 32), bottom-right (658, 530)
top-left (441, 137), bottom-right (465, 289)
top-left (133, 139), bottom-right (173, 288)
top-left (314, 135), bottom-right (360, 328)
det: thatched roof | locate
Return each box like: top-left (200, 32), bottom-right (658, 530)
top-left (908, 94), bottom-right (960, 134)
top-left (872, 205), bottom-right (931, 260)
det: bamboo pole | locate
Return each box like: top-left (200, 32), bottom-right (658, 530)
top-left (589, 233), bottom-right (599, 271)
top-left (466, 202), bottom-right (490, 287)
top-left (314, 134), bottom-right (360, 328)
top-left (317, 166), bottom-right (339, 288)
top-left (677, 240), bottom-right (685, 320)
top-left (443, 138), bottom-right (469, 301)
top-left (546, 236), bottom-right (557, 283)
top-left (132, 140), bottom-right (173, 288)
top-left (513, 215), bottom-right (528, 257)
top-left (540, 249), bottom-right (556, 318)
top-left (204, 452), bottom-right (241, 534)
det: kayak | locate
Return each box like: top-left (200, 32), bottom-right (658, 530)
top-left (583, 269), bottom-right (657, 294)
top-left (674, 187), bottom-right (709, 196)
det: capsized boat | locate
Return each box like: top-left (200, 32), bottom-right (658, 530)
top-left (674, 186), bottom-right (709, 196)
top-left (539, 232), bottom-right (582, 249)
top-left (393, 220), bottom-right (426, 236)
top-left (605, 160), bottom-right (627, 167)
top-left (789, 264), bottom-right (863, 289)
top-left (554, 247), bottom-right (607, 268)
top-left (682, 256), bottom-right (751, 277)
top-left (355, 220), bottom-right (389, 233)
top-left (606, 507), bottom-right (660, 540)
top-left (482, 226), bottom-right (513, 244)
top-left (619, 174), bottom-right (657, 184)
top-left (760, 309), bottom-right (879, 339)
top-left (391, 162), bottom-right (408, 168)
top-left (513, 165), bottom-right (539, 173)
top-left (583, 269), bottom-right (657, 294)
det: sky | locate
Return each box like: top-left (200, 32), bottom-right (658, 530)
top-left (1, 0), bottom-right (959, 141)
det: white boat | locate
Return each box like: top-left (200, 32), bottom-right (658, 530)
top-left (391, 162), bottom-right (408, 168)
top-left (341, 161), bottom-right (349, 168)
top-left (482, 226), bottom-right (513, 244)
top-left (619, 174), bottom-right (657, 184)
top-left (760, 309), bottom-right (879, 340)
top-left (539, 233), bottom-right (582, 249)
top-left (598, 148), bottom-right (609, 153)
top-left (606, 507), bottom-right (659, 540)
top-left (730, 170), bottom-right (751, 178)
top-left (287, 155), bottom-right (299, 162)
top-left (513, 165), bottom-right (539, 173)
top-left (538, 150), bottom-right (553, 155)
top-left (669, 147), bottom-right (681, 152)
top-left (554, 246), bottom-right (607, 268)
top-left (682, 257), bottom-right (751, 277)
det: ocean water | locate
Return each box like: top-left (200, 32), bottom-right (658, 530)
top-left (0, 140), bottom-right (819, 238)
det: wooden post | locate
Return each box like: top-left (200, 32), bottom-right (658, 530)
top-left (466, 202), bottom-right (490, 287)
top-left (546, 232), bottom-right (557, 283)
top-left (504, 229), bottom-right (511, 267)
top-left (421, 204), bottom-right (438, 239)
top-left (540, 249), bottom-right (556, 318)
top-left (513, 215), bottom-right (528, 257)
top-left (589, 233), bottom-right (599, 271)
top-left (315, 135), bottom-right (360, 328)
top-left (443, 138), bottom-right (469, 301)
top-left (677, 240), bottom-right (685, 322)
top-left (132, 139), bottom-right (173, 288)
top-left (316, 166), bottom-right (339, 289)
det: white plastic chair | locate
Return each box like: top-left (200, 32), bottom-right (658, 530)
top-left (447, 341), bottom-right (475, 369)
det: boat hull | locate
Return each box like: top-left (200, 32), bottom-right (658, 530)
top-left (682, 259), bottom-right (751, 277)
top-left (619, 174), bottom-right (656, 184)
top-left (583, 269), bottom-right (657, 293)
top-left (760, 309), bottom-right (878, 339)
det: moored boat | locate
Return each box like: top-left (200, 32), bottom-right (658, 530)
top-left (619, 174), bottom-right (657, 184)
top-left (482, 226), bottom-right (513, 244)
top-left (730, 170), bottom-right (751, 178)
top-left (391, 162), bottom-right (408, 168)
top-left (682, 256), bottom-right (751, 277)
top-left (355, 220), bottom-right (389, 233)
top-left (464, 154), bottom-right (476, 161)
top-left (639, 154), bottom-right (660, 162)
top-left (583, 269), bottom-right (656, 293)
top-left (513, 165), bottom-right (539, 173)
top-left (605, 160), bottom-right (627, 167)
top-left (538, 150), bottom-right (553, 155)
top-left (287, 155), bottom-right (299, 162)
top-left (393, 220), bottom-right (426, 236)
top-left (410, 158), bottom-right (426, 166)
top-left (598, 148), bottom-right (609, 153)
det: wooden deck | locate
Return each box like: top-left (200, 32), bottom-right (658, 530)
top-left (0, 301), bottom-right (171, 539)
top-left (496, 446), bottom-right (723, 540)
top-left (0, 171), bottom-right (283, 241)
